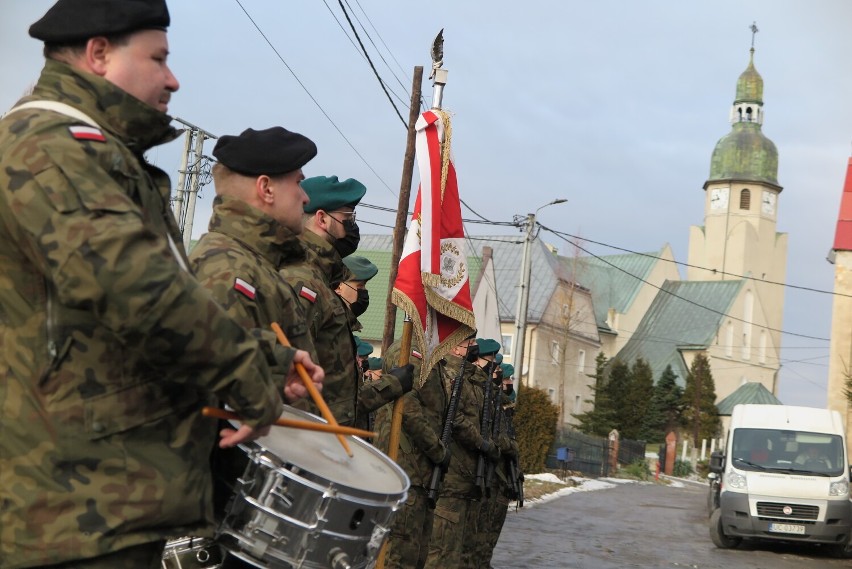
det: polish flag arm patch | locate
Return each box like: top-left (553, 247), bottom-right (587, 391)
top-left (69, 125), bottom-right (106, 142)
top-left (234, 278), bottom-right (256, 300)
top-left (299, 286), bottom-right (317, 303)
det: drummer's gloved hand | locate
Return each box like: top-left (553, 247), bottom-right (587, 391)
top-left (387, 364), bottom-right (415, 394)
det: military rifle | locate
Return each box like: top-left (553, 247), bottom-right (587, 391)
top-left (476, 361), bottom-right (497, 497)
top-left (427, 357), bottom-right (468, 508)
top-left (484, 376), bottom-right (504, 490)
top-left (505, 404), bottom-right (524, 507)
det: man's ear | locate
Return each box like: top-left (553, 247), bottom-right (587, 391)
top-left (256, 175), bottom-right (274, 205)
top-left (85, 37), bottom-right (113, 76)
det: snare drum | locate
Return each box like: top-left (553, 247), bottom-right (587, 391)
top-left (161, 536), bottom-right (223, 569)
top-left (217, 406), bottom-right (409, 569)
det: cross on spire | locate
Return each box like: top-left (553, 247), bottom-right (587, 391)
top-left (750, 21), bottom-right (759, 48)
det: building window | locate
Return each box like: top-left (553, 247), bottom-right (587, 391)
top-left (577, 349), bottom-right (586, 375)
top-left (551, 341), bottom-right (561, 365)
top-left (573, 395), bottom-right (581, 414)
top-left (548, 388), bottom-right (557, 403)
top-left (501, 334), bottom-right (513, 357)
top-left (740, 188), bottom-right (751, 210)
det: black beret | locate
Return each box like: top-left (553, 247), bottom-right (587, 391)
top-left (30, 0), bottom-right (170, 43)
top-left (301, 176), bottom-right (366, 213)
top-left (213, 127), bottom-right (317, 177)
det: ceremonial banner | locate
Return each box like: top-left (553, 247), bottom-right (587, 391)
top-left (392, 109), bottom-right (477, 385)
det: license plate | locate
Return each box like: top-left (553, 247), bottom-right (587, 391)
top-left (768, 523), bottom-right (806, 535)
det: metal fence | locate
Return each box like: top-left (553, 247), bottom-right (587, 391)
top-left (546, 427), bottom-right (646, 478)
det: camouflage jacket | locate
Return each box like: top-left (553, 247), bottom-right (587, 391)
top-left (375, 342), bottom-right (446, 488)
top-left (189, 195), bottom-right (315, 368)
top-left (0, 61), bottom-right (283, 568)
top-left (440, 355), bottom-right (487, 497)
top-left (282, 231), bottom-right (403, 426)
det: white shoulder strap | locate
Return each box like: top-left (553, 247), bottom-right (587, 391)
top-left (4, 100), bottom-right (100, 129)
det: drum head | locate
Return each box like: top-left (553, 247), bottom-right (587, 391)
top-left (240, 405), bottom-right (407, 495)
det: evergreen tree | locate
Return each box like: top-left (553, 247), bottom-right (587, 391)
top-left (640, 364), bottom-right (683, 442)
top-left (622, 357), bottom-right (653, 440)
top-left (681, 353), bottom-right (721, 444)
top-left (603, 358), bottom-right (631, 435)
top-left (515, 385), bottom-right (559, 473)
top-left (572, 352), bottom-right (615, 436)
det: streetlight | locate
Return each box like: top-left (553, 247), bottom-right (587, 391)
top-left (512, 198), bottom-right (567, 395)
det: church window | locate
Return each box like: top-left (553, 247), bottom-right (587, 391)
top-left (740, 188), bottom-right (751, 210)
top-left (745, 107), bottom-right (753, 121)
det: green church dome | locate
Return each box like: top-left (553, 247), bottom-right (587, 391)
top-left (707, 48), bottom-right (779, 187)
top-left (709, 122), bottom-right (778, 186)
top-left (735, 48), bottom-right (763, 104)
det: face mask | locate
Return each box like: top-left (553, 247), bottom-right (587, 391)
top-left (465, 344), bottom-right (480, 363)
top-left (333, 219), bottom-right (360, 257)
top-left (504, 383), bottom-right (515, 395)
top-left (350, 288), bottom-right (370, 316)
top-left (359, 358), bottom-right (370, 375)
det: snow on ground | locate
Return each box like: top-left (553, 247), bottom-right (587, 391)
top-left (518, 473), bottom-right (699, 509)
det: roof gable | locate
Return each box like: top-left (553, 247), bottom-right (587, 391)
top-left (615, 279), bottom-right (744, 383)
top-left (716, 382), bottom-right (783, 415)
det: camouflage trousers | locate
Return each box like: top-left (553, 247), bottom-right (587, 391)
top-left (472, 486), bottom-right (512, 569)
top-left (48, 541), bottom-right (165, 569)
top-left (384, 487), bottom-right (435, 569)
top-left (424, 495), bottom-right (480, 569)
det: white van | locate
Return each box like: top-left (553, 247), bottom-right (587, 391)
top-left (708, 404), bottom-right (851, 555)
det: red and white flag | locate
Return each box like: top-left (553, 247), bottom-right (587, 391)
top-left (392, 109), bottom-right (476, 385)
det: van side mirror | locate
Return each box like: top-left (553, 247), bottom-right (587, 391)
top-left (709, 450), bottom-right (725, 474)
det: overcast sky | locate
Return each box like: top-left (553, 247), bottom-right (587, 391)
top-left (3, 1), bottom-right (851, 408)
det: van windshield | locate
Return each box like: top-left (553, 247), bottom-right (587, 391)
top-left (731, 428), bottom-right (844, 476)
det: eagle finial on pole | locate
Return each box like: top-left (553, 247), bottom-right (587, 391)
top-left (429, 28), bottom-right (444, 80)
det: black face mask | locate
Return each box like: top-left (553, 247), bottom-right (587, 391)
top-left (504, 383), bottom-right (515, 395)
top-left (359, 358), bottom-right (370, 375)
top-left (333, 219), bottom-right (360, 257)
top-left (350, 288), bottom-right (370, 316)
top-left (464, 344), bottom-right (480, 363)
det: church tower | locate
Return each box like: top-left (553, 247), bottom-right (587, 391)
top-left (687, 39), bottom-right (788, 353)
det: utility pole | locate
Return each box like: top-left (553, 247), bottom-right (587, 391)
top-left (512, 213), bottom-right (535, 392)
top-left (172, 117), bottom-right (216, 249)
top-left (511, 199), bottom-right (567, 397)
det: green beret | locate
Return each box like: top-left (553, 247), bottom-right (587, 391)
top-left (476, 338), bottom-right (501, 356)
top-left (302, 176), bottom-right (366, 213)
top-left (30, 0), bottom-right (170, 42)
top-left (355, 337), bottom-right (374, 357)
top-left (213, 127), bottom-right (316, 177)
top-left (495, 353), bottom-right (503, 365)
top-left (500, 363), bottom-right (515, 377)
top-left (343, 255), bottom-right (378, 282)
top-left (368, 357), bottom-right (383, 371)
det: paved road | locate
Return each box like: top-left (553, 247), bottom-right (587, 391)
top-left (491, 479), bottom-right (847, 569)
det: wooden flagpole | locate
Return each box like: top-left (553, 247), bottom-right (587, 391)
top-left (376, 33), bottom-right (445, 569)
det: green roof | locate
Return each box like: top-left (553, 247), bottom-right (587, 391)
top-left (570, 250), bottom-right (661, 330)
top-left (708, 122), bottom-right (779, 187)
top-left (716, 382), bottom-right (782, 415)
top-left (735, 49), bottom-right (763, 105)
top-left (615, 279), bottom-right (743, 384)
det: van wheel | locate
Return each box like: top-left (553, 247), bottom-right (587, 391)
top-left (824, 541), bottom-right (851, 559)
top-left (709, 508), bottom-right (741, 549)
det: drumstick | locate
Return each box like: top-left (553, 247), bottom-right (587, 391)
top-left (202, 407), bottom-right (376, 438)
top-left (270, 322), bottom-right (353, 457)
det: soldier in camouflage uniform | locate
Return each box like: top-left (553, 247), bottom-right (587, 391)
top-left (187, 127), bottom-right (326, 559)
top-left (425, 338), bottom-right (499, 569)
top-left (466, 339), bottom-right (503, 568)
top-left (375, 340), bottom-right (449, 569)
top-left (477, 364), bottom-right (520, 568)
top-left (282, 176), bottom-right (412, 427)
top-left (0, 2), bottom-right (290, 567)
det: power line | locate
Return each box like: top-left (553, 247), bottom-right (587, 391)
top-left (233, 0), bottom-right (398, 197)
top-left (538, 223), bottom-right (831, 342)
top-left (335, 0), bottom-right (407, 127)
